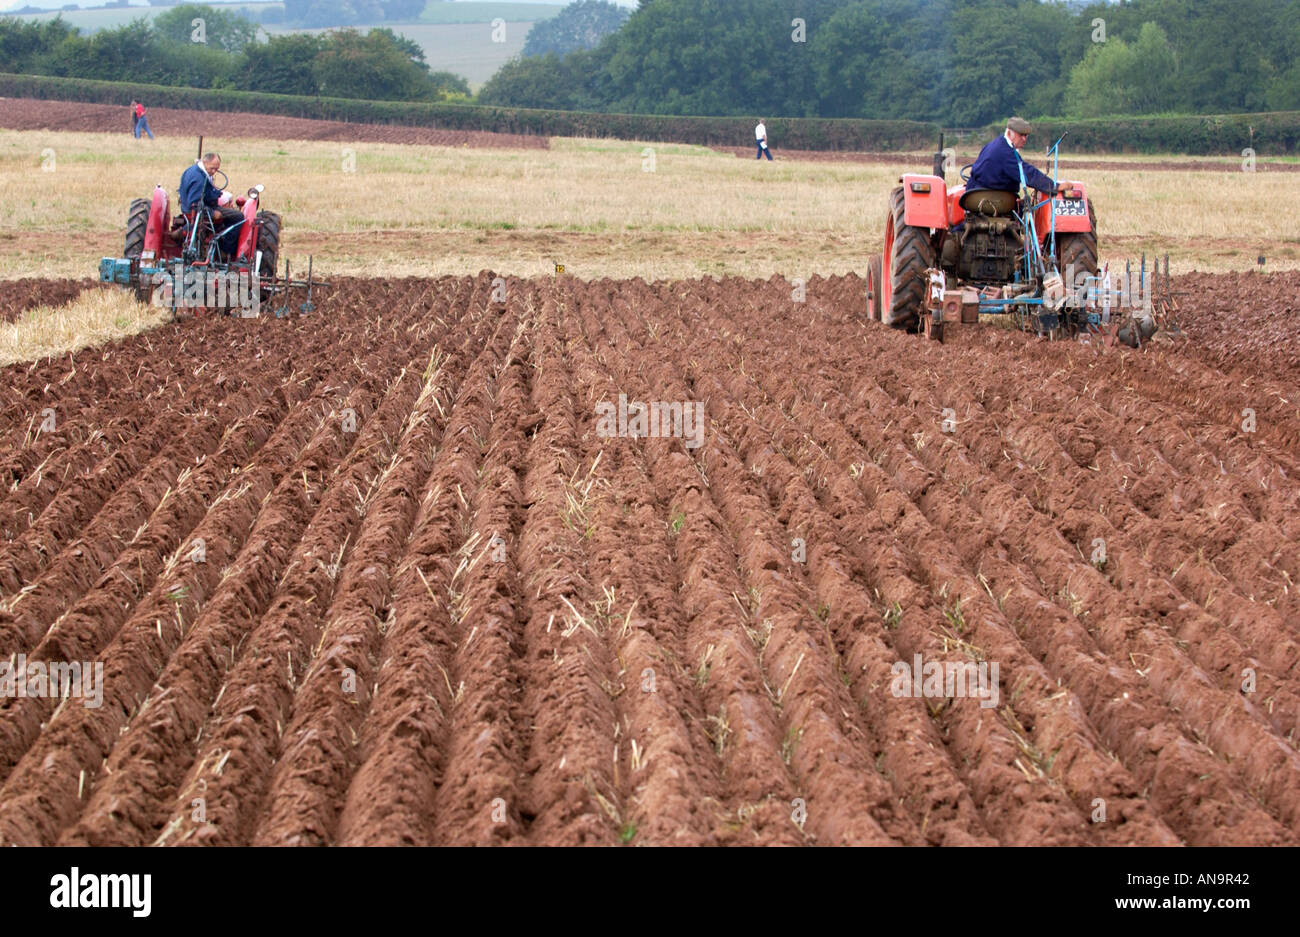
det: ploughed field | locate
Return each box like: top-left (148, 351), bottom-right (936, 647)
top-left (0, 99), bottom-right (548, 150)
top-left (0, 272), bottom-right (1298, 845)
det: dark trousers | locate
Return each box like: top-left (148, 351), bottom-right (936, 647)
top-left (756, 140), bottom-right (772, 160)
top-left (212, 206), bottom-right (245, 258)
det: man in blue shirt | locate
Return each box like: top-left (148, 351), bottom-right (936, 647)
top-left (967, 117), bottom-right (1067, 200)
top-left (179, 152), bottom-right (243, 257)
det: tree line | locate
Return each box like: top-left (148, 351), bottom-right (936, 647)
top-left (0, 4), bottom-right (468, 101)
top-left (4, 0), bottom-right (1300, 123)
top-left (479, 0), bottom-right (1300, 124)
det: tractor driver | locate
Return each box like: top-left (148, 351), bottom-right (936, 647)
top-left (180, 152), bottom-right (244, 258)
top-left (965, 117), bottom-right (1069, 209)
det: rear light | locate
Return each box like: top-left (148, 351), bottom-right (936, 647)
top-left (1062, 188), bottom-right (1080, 198)
top-left (910, 182), bottom-right (932, 193)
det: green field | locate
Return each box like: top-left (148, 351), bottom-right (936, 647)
top-left (9, 1), bottom-right (562, 88)
top-left (261, 19), bottom-right (537, 86)
top-left (415, 2), bottom-right (562, 23)
top-left (8, 1), bottom-right (563, 29)
top-left (10, 2), bottom-right (278, 30)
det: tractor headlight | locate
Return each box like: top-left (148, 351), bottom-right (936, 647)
top-left (910, 182), bottom-right (932, 193)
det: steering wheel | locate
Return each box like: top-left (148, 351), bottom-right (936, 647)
top-left (960, 164), bottom-right (973, 184)
top-left (211, 169), bottom-right (229, 190)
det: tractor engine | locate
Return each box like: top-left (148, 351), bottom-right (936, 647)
top-left (955, 214), bottom-right (1023, 283)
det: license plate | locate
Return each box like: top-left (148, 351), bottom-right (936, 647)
top-left (1054, 198), bottom-right (1087, 217)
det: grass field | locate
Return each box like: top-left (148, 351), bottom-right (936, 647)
top-left (1, 129), bottom-right (1296, 287)
top-left (0, 287), bottom-right (164, 367)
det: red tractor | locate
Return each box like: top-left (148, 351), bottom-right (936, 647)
top-left (865, 135), bottom-right (1169, 346)
top-left (100, 140), bottom-right (318, 317)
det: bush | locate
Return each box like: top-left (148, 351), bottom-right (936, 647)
top-left (985, 112), bottom-right (1300, 156)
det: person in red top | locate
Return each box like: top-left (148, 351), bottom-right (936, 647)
top-left (132, 100), bottom-right (154, 140)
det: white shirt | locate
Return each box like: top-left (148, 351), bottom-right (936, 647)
top-left (755, 122), bottom-right (767, 142)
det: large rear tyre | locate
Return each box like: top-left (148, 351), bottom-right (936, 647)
top-left (866, 254), bottom-right (882, 321)
top-left (255, 210), bottom-right (281, 306)
top-left (256, 210), bottom-right (280, 278)
top-left (124, 198), bottom-right (149, 259)
top-left (882, 186), bottom-right (936, 329)
top-left (124, 198), bottom-right (151, 303)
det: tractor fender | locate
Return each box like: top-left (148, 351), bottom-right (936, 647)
top-left (946, 186), bottom-right (967, 228)
top-left (1036, 180), bottom-right (1093, 234)
top-left (900, 174), bottom-right (948, 229)
top-left (143, 186), bottom-right (170, 258)
top-left (236, 192), bottom-right (261, 261)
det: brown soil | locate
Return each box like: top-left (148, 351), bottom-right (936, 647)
top-left (0, 98), bottom-right (548, 149)
top-left (0, 277), bottom-right (99, 323)
top-left (0, 270), bottom-right (1297, 845)
top-left (712, 145), bottom-right (1300, 173)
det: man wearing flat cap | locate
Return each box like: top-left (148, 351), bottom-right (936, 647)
top-left (966, 117), bottom-right (1068, 198)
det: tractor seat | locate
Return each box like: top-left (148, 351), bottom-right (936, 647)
top-left (959, 189), bottom-right (1018, 216)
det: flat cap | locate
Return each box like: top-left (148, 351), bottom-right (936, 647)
top-left (1006, 116), bottom-right (1032, 134)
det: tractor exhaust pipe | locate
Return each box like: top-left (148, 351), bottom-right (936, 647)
top-left (932, 132), bottom-right (946, 179)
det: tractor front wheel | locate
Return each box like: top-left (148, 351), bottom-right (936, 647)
top-left (882, 186), bottom-right (936, 329)
top-left (1057, 197), bottom-right (1099, 282)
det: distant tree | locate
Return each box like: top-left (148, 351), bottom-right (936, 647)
top-left (368, 25), bottom-right (425, 67)
top-left (233, 31), bottom-right (323, 94)
top-left (478, 51), bottom-right (583, 108)
top-left (946, 0), bottom-right (1073, 126)
top-left (1065, 21), bottom-right (1178, 117)
top-left (0, 15), bottom-right (78, 73)
top-left (522, 0), bottom-right (629, 57)
top-left (311, 27), bottom-right (449, 99)
top-left (153, 3), bottom-right (258, 54)
top-left (810, 0), bottom-right (953, 121)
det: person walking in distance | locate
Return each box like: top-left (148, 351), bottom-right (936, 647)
top-left (133, 100), bottom-right (154, 140)
top-left (755, 119), bottom-right (772, 160)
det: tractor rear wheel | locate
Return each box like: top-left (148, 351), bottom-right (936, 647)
top-left (1057, 197), bottom-right (1099, 281)
top-left (124, 198), bottom-right (151, 303)
top-left (124, 198), bottom-right (149, 259)
top-left (256, 210), bottom-right (281, 278)
top-left (882, 186), bottom-right (936, 329)
top-left (255, 211), bottom-right (281, 306)
top-left (866, 254), bottom-right (882, 320)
